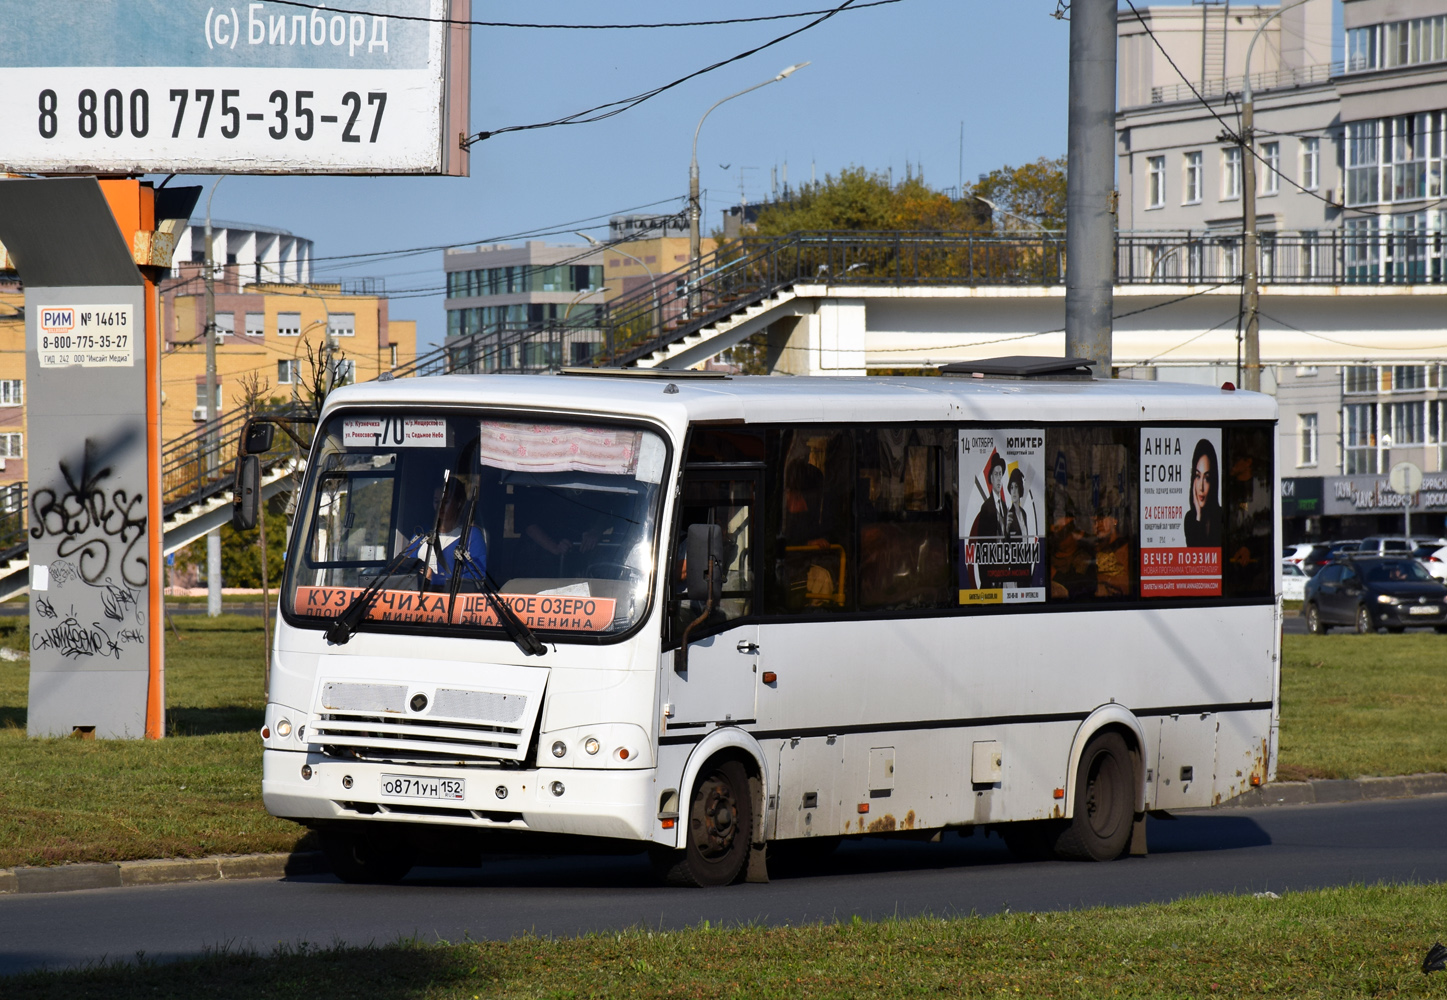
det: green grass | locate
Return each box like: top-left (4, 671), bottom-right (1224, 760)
top-left (1, 607), bottom-right (1445, 869)
top-left (0, 614), bottom-right (310, 869)
top-left (6, 883), bottom-right (1447, 997)
top-left (1276, 631), bottom-right (1447, 781)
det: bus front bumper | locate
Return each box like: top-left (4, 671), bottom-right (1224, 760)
top-left (263, 749), bottom-right (656, 842)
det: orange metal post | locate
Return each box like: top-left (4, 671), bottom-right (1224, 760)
top-left (97, 179), bottom-right (166, 739)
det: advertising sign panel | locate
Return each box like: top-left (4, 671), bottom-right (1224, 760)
top-left (1140, 428), bottom-right (1223, 597)
top-left (958, 429), bottom-right (1047, 604)
top-left (0, 0), bottom-right (469, 175)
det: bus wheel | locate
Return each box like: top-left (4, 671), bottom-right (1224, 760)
top-left (657, 759), bottom-right (754, 887)
top-left (321, 827), bottom-right (414, 884)
top-left (1054, 732), bottom-right (1134, 862)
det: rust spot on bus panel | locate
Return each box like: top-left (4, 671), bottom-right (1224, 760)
top-left (901, 810), bottom-right (916, 830)
top-left (1052, 803), bottom-right (1064, 819)
top-left (867, 814), bottom-right (897, 833)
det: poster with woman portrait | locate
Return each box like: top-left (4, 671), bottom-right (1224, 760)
top-left (1140, 427), bottom-right (1222, 597)
top-left (958, 429), bottom-right (1047, 604)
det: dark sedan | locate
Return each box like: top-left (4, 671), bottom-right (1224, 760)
top-left (1303, 556), bottom-right (1447, 634)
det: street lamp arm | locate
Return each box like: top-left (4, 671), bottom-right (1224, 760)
top-left (691, 63), bottom-right (809, 171)
top-left (1242, 0), bottom-right (1311, 105)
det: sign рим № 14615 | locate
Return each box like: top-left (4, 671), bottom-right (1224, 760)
top-left (0, 0), bottom-right (468, 175)
top-left (37, 305), bottom-right (135, 368)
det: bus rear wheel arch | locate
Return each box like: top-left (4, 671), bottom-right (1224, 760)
top-left (653, 753), bottom-right (759, 887)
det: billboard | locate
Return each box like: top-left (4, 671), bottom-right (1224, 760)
top-left (0, 0), bottom-right (469, 175)
top-left (958, 429), bottom-right (1047, 604)
top-left (1140, 428), bottom-right (1223, 597)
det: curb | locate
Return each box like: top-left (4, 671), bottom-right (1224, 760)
top-left (0, 851), bottom-right (328, 896)
top-left (1221, 772), bottom-right (1447, 808)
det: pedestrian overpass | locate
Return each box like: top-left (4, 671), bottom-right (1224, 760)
top-left (5, 228), bottom-right (1440, 600)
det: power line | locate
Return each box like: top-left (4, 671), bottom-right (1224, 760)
top-left (465, 0), bottom-right (867, 146)
top-left (263, 0), bottom-right (901, 29)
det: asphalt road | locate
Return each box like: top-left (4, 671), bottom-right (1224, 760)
top-left (3, 795), bottom-right (1445, 977)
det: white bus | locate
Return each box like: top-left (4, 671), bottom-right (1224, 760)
top-left (249, 359), bottom-right (1280, 886)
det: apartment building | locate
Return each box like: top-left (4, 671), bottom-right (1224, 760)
top-left (1118, 0), bottom-right (1447, 538)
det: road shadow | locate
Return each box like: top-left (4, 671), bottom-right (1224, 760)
top-left (1142, 812), bottom-right (1273, 853)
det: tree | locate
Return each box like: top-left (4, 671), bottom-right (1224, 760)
top-left (751, 167), bottom-right (989, 236)
top-left (974, 156), bottom-right (1068, 231)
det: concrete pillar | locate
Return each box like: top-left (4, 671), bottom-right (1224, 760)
top-left (816, 299), bottom-right (867, 376)
top-left (207, 529), bottom-right (222, 618)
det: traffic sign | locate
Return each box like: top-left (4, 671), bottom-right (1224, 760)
top-left (1389, 461), bottom-right (1423, 496)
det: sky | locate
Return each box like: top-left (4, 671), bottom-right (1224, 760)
top-left (155, 0), bottom-right (1139, 351)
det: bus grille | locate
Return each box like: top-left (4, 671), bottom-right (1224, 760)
top-left (310, 711), bottom-right (529, 762)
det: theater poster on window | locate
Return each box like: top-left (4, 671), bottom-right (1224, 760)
top-left (959, 429), bottom-right (1046, 604)
top-left (1140, 427), bottom-right (1222, 597)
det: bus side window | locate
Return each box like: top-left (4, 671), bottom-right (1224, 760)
top-left (857, 427), bottom-right (956, 610)
top-left (668, 477), bottom-right (756, 644)
top-left (1224, 425), bottom-right (1274, 598)
top-left (771, 428), bottom-right (855, 613)
top-left (1045, 427), bottom-right (1137, 601)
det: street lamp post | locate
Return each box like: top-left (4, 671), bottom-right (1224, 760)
top-left (1240, 0), bottom-right (1311, 392)
top-left (688, 63), bottom-right (809, 310)
top-left (203, 176), bottom-right (225, 619)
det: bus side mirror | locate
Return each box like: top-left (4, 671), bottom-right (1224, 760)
top-left (232, 454), bottom-right (261, 530)
top-left (686, 523), bottom-right (724, 605)
top-left (243, 420), bottom-right (276, 456)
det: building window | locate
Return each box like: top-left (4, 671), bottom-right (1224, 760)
top-left (1300, 138), bottom-right (1320, 190)
top-left (245, 312), bottom-right (264, 338)
top-left (1221, 147), bottom-right (1241, 200)
top-left (213, 312), bottom-right (235, 340)
top-left (0, 433), bottom-right (21, 459)
top-left (1386, 400), bottom-right (1426, 445)
top-left (1392, 365), bottom-right (1426, 392)
top-left (1344, 366), bottom-right (1378, 394)
top-left (1346, 25), bottom-right (1380, 72)
top-left (327, 313), bottom-right (355, 337)
top-left (1342, 402), bottom-right (1377, 474)
top-left (1261, 141), bottom-right (1280, 195)
top-left (332, 358), bottom-right (356, 385)
top-left (277, 359), bottom-right (296, 385)
top-left (1147, 156), bottom-right (1165, 208)
top-left (1183, 151), bottom-right (1202, 204)
top-left (0, 380), bottom-right (21, 406)
top-left (389, 344), bottom-right (398, 367)
top-left (1345, 121), bottom-right (1380, 206)
top-left (194, 383), bottom-right (222, 413)
top-left (1384, 16), bottom-right (1447, 69)
top-left (1298, 413), bottom-right (1318, 467)
top-left (277, 311), bottom-right (300, 337)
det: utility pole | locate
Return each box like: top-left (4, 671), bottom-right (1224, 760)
top-left (1064, 0), bottom-right (1116, 374)
top-left (1241, 0), bottom-right (1309, 392)
top-left (204, 177), bottom-right (224, 618)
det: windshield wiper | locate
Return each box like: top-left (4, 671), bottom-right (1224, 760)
top-left (446, 481), bottom-right (482, 624)
top-left (325, 531), bottom-right (427, 645)
top-left (454, 550), bottom-right (547, 657)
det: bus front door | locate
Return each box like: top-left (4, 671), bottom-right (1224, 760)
top-left (666, 471), bottom-right (760, 727)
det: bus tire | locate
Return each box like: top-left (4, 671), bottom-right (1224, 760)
top-left (1053, 731), bottom-right (1134, 862)
top-left (656, 758), bottom-right (753, 887)
top-left (320, 826), bottom-right (414, 885)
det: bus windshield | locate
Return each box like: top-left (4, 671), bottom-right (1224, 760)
top-left (283, 413), bottom-right (669, 640)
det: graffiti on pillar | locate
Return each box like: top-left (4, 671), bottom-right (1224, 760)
top-left (29, 434), bottom-right (149, 589)
top-left (30, 562), bottom-right (147, 661)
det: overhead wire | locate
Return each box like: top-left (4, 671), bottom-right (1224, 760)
top-left (262, 0), bottom-right (902, 30)
top-left (464, 0), bottom-right (869, 146)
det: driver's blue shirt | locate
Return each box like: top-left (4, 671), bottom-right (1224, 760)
top-left (405, 527), bottom-right (487, 583)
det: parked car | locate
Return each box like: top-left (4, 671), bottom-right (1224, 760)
top-left (1415, 543), bottom-right (1447, 582)
top-left (1281, 561), bottom-right (1308, 601)
top-left (1302, 556), bottom-right (1447, 634)
top-left (1283, 543), bottom-right (1316, 566)
top-left (1303, 540), bottom-right (1356, 576)
top-left (1357, 536), bottom-right (1430, 556)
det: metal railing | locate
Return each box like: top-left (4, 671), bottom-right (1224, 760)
top-left (1139, 61), bottom-right (1341, 107)
top-left (161, 404), bottom-right (311, 517)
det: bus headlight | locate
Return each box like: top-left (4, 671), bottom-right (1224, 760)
top-left (584, 737), bottom-right (600, 755)
top-left (275, 719), bottom-right (292, 737)
top-left (551, 740), bottom-right (567, 758)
